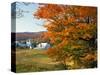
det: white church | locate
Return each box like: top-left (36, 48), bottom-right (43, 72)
top-left (16, 39), bottom-right (50, 50)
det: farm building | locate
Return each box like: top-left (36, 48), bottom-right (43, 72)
top-left (34, 43), bottom-right (50, 50)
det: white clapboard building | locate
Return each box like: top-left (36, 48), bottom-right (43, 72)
top-left (15, 39), bottom-right (33, 49)
top-left (34, 43), bottom-right (50, 50)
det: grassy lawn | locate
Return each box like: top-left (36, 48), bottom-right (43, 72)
top-left (16, 48), bottom-right (65, 73)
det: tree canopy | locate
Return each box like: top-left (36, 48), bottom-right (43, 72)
top-left (34, 4), bottom-right (97, 69)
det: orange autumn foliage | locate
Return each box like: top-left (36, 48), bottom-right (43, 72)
top-left (34, 4), bottom-right (97, 69)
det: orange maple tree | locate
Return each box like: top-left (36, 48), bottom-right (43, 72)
top-left (34, 4), bottom-right (97, 69)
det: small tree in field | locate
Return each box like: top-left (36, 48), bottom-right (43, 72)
top-left (34, 4), bottom-right (97, 69)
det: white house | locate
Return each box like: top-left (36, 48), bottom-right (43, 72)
top-left (34, 43), bottom-right (50, 50)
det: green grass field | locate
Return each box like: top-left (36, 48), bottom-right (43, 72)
top-left (16, 48), bottom-right (65, 73)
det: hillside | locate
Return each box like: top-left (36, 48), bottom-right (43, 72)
top-left (11, 31), bottom-right (46, 41)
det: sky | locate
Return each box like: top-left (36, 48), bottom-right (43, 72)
top-left (12, 2), bottom-right (47, 32)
